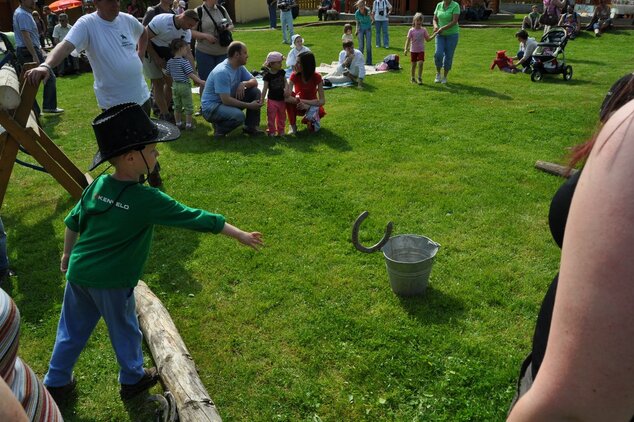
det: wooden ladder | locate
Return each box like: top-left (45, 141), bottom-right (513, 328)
top-left (0, 63), bottom-right (89, 208)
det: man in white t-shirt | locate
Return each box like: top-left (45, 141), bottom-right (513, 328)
top-left (51, 13), bottom-right (71, 44)
top-left (24, 0), bottom-right (165, 186)
top-left (51, 13), bottom-right (78, 76)
top-left (324, 41), bottom-right (366, 89)
top-left (144, 10), bottom-right (198, 120)
top-left (25, 0), bottom-right (150, 111)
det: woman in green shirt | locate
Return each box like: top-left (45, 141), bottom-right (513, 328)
top-left (432, 0), bottom-right (460, 84)
top-left (354, 0), bottom-right (373, 65)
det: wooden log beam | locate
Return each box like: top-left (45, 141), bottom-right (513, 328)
top-left (36, 127), bottom-right (89, 189)
top-left (535, 160), bottom-right (578, 178)
top-left (0, 65), bottom-right (21, 111)
top-left (134, 281), bottom-right (223, 422)
top-left (0, 68), bottom-right (37, 207)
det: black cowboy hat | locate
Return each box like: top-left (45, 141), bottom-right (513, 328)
top-left (89, 103), bottom-right (180, 171)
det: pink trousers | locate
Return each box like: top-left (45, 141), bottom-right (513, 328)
top-left (267, 99), bottom-right (286, 135)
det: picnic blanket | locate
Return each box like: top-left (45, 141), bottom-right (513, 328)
top-left (316, 62), bottom-right (387, 77)
top-left (194, 64), bottom-right (386, 94)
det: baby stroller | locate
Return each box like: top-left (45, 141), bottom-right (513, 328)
top-left (530, 26), bottom-right (573, 82)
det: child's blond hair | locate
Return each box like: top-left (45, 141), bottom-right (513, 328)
top-left (343, 23), bottom-right (353, 33)
top-left (412, 12), bottom-right (424, 26)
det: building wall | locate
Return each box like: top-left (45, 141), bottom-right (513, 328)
top-left (235, 0), bottom-right (267, 22)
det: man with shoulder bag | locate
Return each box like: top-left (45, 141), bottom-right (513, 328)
top-left (278, 0), bottom-right (295, 44)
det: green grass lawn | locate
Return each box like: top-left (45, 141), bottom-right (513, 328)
top-left (3, 24), bottom-right (633, 421)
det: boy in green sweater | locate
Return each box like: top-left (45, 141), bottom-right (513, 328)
top-left (43, 103), bottom-right (263, 403)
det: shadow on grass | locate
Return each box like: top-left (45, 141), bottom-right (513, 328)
top-left (170, 126), bottom-right (351, 155)
top-left (571, 31), bottom-right (594, 39)
top-left (40, 113), bottom-right (64, 139)
top-left (606, 29), bottom-right (631, 36)
top-left (58, 390), bottom-right (161, 421)
top-left (357, 81), bottom-right (378, 93)
top-left (54, 391), bottom-right (83, 422)
top-left (122, 392), bottom-right (164, 422)
top-left (397, 286), bottom-right (466, 325)
top-left (146, 224), bottom-right (205, 296)
top-left (567, 58), bottom-right (604, 65)
top-left (425, 82), bottom-right (513, 100)
top-left (532, 76), bottom-right (592, 86)
top-left (3, 195), bottom-right (75, 322)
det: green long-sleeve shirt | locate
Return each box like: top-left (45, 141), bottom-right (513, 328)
top-left (65, 175), bottom-right (225, 288)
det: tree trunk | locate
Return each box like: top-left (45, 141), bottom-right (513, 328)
top-left (135, 281), bottom-right (222, 422)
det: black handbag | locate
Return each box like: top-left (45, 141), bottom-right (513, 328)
top-left (539, 1), bottom-right (560, 26)
top-left (539, 11), bottom-right (558, 26)
top-left (202, 5), bottom-right (233, 47)
top-left (218, 30), bottom-right (233, 47)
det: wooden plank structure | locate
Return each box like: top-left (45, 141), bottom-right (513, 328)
top-left (135, 281), bottom-right (223, 422)
top-left (0, 63), bottom-right (88, 208)
top-left (535, 160), bottom-right (578, 178)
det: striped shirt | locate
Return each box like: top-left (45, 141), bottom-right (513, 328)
top-left (1, 289), bottom-right (63, 421)
top-left (165, 56), bottom-right (193, 83)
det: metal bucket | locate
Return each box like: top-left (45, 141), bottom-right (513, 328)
top-left (381, 234), bottom-right (440, 297)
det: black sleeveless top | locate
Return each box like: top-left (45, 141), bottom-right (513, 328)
top-left (530, 170), bottom-right (580, 378)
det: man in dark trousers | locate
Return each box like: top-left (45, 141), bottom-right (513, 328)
top-left (318, 0), bottom-right (333, 21)
top-left (267, 0), bottom-right (277, 29)
top-left (13, 0), bottom-right (63, 113)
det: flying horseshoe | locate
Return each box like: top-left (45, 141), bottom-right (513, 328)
top-left (351, 211), bottom-right (393, 253)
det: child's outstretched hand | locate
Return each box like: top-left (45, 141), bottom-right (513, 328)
top-left (222, 223), bottom-right (264, 251)
top-left (238, 231), bottom-right (264, 250)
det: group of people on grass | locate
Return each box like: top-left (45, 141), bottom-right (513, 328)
top-left (3, 0), bottom-right (634, 419)
top-left (522, 0), bottom-right (614, 38)
top-left (352, 0), bottom-right (460, 84)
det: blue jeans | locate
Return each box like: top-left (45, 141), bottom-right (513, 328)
top-left (44, 282), bottom-right (145, 387)
top-left (202, 86), bottom-right (261, 135)
top-left (0, 217), bottom-right (8, 273)
top-left (434, 33), bottom-right (459, 72)
top-left (358, 27), bottom-right (373, 65)
top-left (280, 10), bottom-right (294, 43)
top-left (195, 50), bottom-right (227, 80)
top-left (374, 20), bottom-right (389, 47)
top-left (16, 47), bottom-right (58, 110)
top-left (268, 3), bottom-right (277, 28)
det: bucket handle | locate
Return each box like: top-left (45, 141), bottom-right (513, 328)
top-left (351, 211), bottom-right (393, 253)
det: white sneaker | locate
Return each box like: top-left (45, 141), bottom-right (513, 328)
top-left (441, 77), bottom-right (447, 84)
top-left (434, 74), bottom-right (442, 83)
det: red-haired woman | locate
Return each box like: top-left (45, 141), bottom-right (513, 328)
top-left (508, 74), bottom-right (634, 420)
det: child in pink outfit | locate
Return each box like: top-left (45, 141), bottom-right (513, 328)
top-left (261, 51), bottom-right (289, 136)
top-left (404, 12), bottom-right (436, 85)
